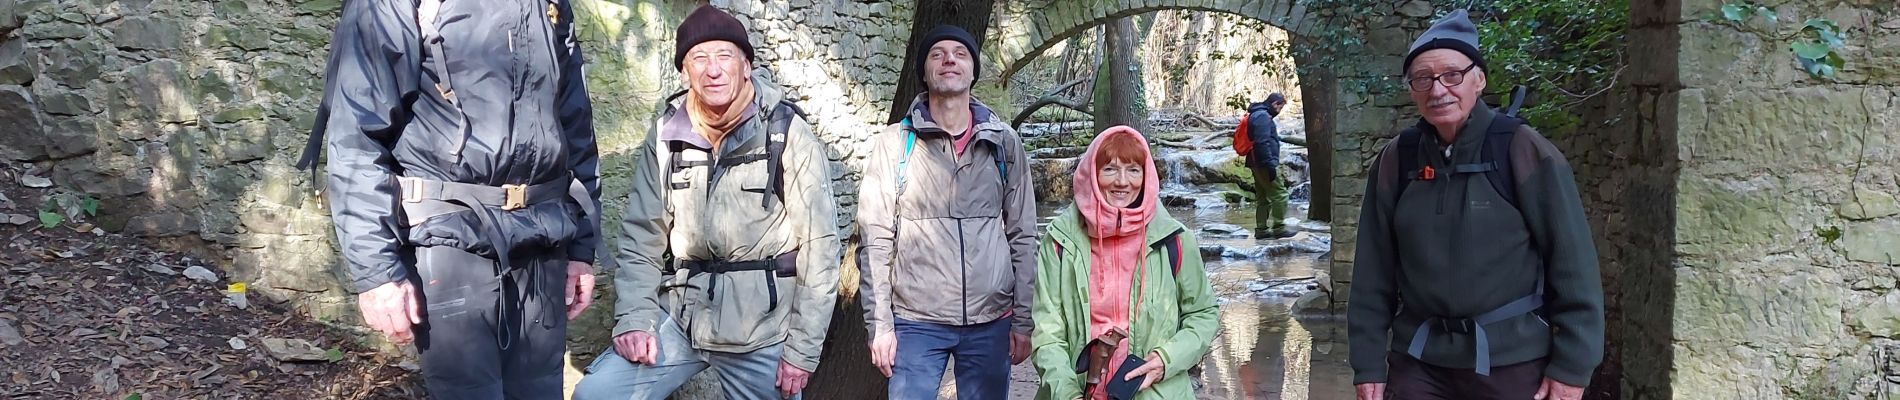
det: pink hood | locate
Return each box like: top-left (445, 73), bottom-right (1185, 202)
top-left (1072, 126), bottom-right (1162, 239)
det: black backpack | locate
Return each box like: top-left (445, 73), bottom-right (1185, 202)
top-left (1393, 86), bottom-right (1530, 208)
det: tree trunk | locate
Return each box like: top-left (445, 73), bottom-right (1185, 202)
top-left (802, 243), bottom-right (889, 398)
top-left (885, 0), bottom-right (998, 124)
top-left (1092, 17), bottom-right (1148, 133)
top-left (1291, 40), bottom-right (1335, 222)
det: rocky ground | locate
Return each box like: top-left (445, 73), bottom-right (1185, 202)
top-left (0, 168), bottom-right (425, 399)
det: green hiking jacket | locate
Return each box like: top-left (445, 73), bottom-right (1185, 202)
top-left (1031, 205), bottom-right (1220, 400)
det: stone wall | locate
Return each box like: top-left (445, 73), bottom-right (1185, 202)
top-left (0, 0), bottom-right (358, 322)
top-left (0, 0), bottom-right (916, 339)
top-left (1633, 0), bottom-right (1900, 398)
top-left (1324, 1), bottom-right (1437, 308)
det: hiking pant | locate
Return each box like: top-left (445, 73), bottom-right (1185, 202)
top-left (888, 316), bottom-right (1011, 400)
top-left (1386, 351), bottom-right (1546, 400)
top-left (1252, 164), bottom-right (1289, 232)
top-left (572, 317), bottom-right (797, 400)
top-left (410, 245), bottom-right (568, 400)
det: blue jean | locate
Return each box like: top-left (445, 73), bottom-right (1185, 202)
top-left (571, 317), bottom-right (798, 400)
top-left (889, 316), bottom-right (1011, 400)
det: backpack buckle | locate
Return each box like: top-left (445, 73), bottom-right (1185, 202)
top-left (1440, 318), bottom-right (1475, 334)
top-left (1419, 165), bottom-right (1437, 181)
top-left (501, 184), bottom-right (527, 211)
top-left (399, 177), bottom-right (424, 203)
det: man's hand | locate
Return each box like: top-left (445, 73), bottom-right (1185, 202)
top-left (1355, 383), bottom-right (1386, 400)
top-left (356, 281), bottom-right (421, 343)
top-left (613, 330), bottom-right (658, 365)
top-left (1122, 351), bottom-right (1166, 391)
top-left (1534, 377), bottom-right (1584, 400)
top-left (564, 261), bottom-right (595, 320)
top-left (1009, 331), bottom-right (1030, 365)
top-left (775, 360), bottom-right (812, 398)
top-left (869, 330), bottom-right (897, 377)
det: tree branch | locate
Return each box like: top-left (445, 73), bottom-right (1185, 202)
top-left (1010, 77), bottom-right (1094, 129)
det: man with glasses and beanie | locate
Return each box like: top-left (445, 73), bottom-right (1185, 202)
top-left (572, 5), bottom-right (841, 400)
top-left (1346, 9), bottom-right (1604, 400)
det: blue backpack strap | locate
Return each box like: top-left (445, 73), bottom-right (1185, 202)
top-left (895, 118), bottom-right (916, 196)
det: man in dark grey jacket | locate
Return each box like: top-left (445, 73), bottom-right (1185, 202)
top-left (1348, 9), bottom-right (1603, 400)
top-left (1245, 93), bottom-right (1291, 238)
top-left (304, 0), bottom-right (600, 398)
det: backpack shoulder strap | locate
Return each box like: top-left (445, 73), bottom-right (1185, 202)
top-left (1480, 114), bottom-right (1524, 209)
top-left (762, 101), bottom-right (803, 208)
top-left (895, 118), bottom-right (917, 197)
top-left (1151, 230), bottom-right (1185, 276)
top-left (1393, 128), bottom-right (1425, 199)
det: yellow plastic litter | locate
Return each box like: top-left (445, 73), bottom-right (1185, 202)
top-left (227, 282), bottom-right (247, 294)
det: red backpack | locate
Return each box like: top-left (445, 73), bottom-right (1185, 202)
top-left (1232, 120), bottom-right (1253, 157)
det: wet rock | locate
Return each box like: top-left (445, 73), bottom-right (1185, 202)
top-left (1199, 223), bottom-right (1253, 239)
top-left (3, 214), bottom-right (30, 225)
top-left (1029, 146), bottom-right (1086, 159)
top-left (261, 338), bottom-right (330, 362)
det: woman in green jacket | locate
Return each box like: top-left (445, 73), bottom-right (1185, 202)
top-left (1032, 126), bottom-right (1220, 400)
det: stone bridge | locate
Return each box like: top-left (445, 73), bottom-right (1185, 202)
top-left (987, 0), bottom-right (1319, 81)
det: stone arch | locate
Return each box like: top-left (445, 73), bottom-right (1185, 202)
top-left (988, 0), bottom-right (1316, 82)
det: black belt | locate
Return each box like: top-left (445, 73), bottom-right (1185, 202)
top-left (398, 176), bottom-right (581, 223)
top-left (677, 251), bottom-right (799, 312)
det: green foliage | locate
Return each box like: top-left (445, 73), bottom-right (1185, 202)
top-left (1462, 0), bottom-right (1629, 129)
top-left (36, 192), bottom-right (99, 229)
top-left (1817, 224), bottom-right (1843, 245)
top-left (325, 348), bottom-right (345, 363)
top-left (1792, 18), bottom-right (1847, 80)
top-left (1711, 2), bottom-right (1849, 81)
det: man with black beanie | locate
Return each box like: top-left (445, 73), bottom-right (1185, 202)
top-left (575, 5), bottom-right (841, 400)
top-left (1348, 9), bottom-right (1604, 400)
top-left (857, 24), bottom-right (1040, 400)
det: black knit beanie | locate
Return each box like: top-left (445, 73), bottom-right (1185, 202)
top-left (914, 25), bottom-right (981, 86)
top-left (675, 5), bottom-right (755, 71)
top-left (1402, 9), bottom-right (1486, 74)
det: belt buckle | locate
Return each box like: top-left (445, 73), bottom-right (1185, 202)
top-left (502, 184), bottom-right (527, 211)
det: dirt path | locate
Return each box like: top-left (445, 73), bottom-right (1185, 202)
top-left (0, 182), bottom-right (424, 399)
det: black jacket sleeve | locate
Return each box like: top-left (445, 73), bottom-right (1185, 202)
top-left (319, 1), bottom-right (421, 293)
top-left (553, 0), bottom-right (601, 264)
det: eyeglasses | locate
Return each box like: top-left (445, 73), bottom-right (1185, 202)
top-left (1407, 64), bottom-right (1479, 92)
